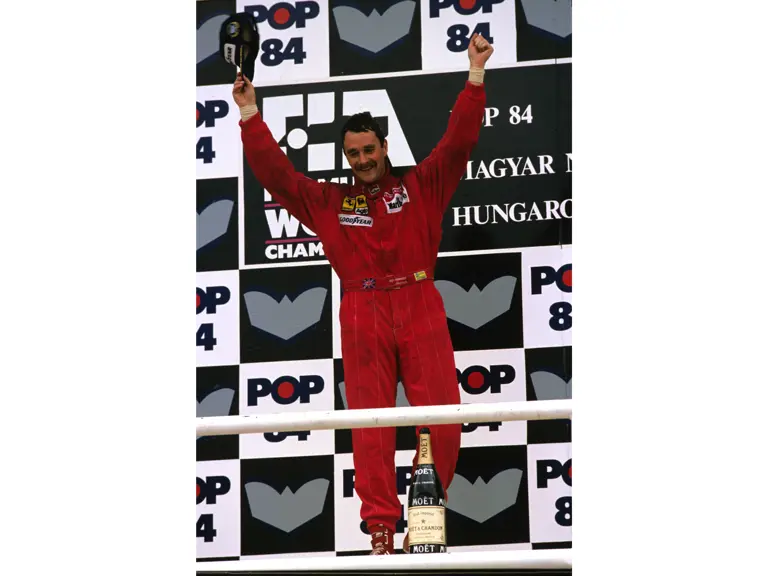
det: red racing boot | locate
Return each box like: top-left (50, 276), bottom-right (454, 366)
top-left (369, 524), bottom-right (395, 555)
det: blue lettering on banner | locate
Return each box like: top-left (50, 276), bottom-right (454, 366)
top-left (530, 264), bottom-right (572, 331)
top-left (247, 375), bottom-right (325, 405)
top-left (244, 1), bottom-right (320, 66)
top-left (428, 0), bottom-right (502, 53)
top-left (531, 264), bottom-right (572, 294)
top-left (196, 286), bottom-right (231, 352)
top-left (429, 0), bottom-right (504, 18)
top-left (457, 364), bottom-right (515, 395)
top-left (196, 475), bottom-right (231, 543)
top-left (264, 430), bottom-right (311, 442)
top-left (196, 100), bottom-right (230, 164)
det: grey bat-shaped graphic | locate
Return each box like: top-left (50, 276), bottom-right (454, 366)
top-left (530, 371), bottom-right (572, 400)
top-left (196, 388), bottom-right (235, 440)
top-left (197, 14), bottom-right (230, 64)
top-left (243, 287), bottom-right (328, 341)
top-left (338, 380), bottom-right (410, 410)
top-left (244, 479), bottom-right (330, 533)
top-left (446, 469), bottom-right (523, 523)
top-left (197, 388), bottom-right (235, 418)
top-left (332, 1), bottom-right (416, 54)
top-left (435, 276), bottom-right (517, 329)
top-left (520, 0), bottom-right (572, 38)
top-left (197, 199), bottom-right (234, 250)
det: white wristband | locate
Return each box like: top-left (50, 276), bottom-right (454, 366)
top-left (240, 104), bottom-right (259, 122)
top-left (468, 67), bottom-right (485, 84)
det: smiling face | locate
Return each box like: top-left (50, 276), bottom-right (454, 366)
top-left (343, 129), bottom-right (388, 184)
top-left (340, 112), bottom-right (389, 185)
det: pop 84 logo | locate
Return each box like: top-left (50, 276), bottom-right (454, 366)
top-left (523, 246), bottom-right (572, 349)
top-left (196, 271), bottom-right (239, 367)
top-left (196, 99), bottom-right (227, 165)
top-left (527, 443), bottom-right (571, 544)
top-left (196, 460), bottom-right (240, 559)
top-left (197, 475), bottom-right (230, 543)
top-left (245, 2), bottom-right (317, 66)
top-left (422, 0), bottom-right (516, 71)
top-left (196, 87), bottom-right (241, 180)
top-left (197, 285), bottom-right (230, 352)
top-left (431, 0), bottom-right (503, 52)
top-left (454, 348), bottom-right (527, 448)
top-left (537, 458), bottom-right (572, 528)
top-left (240, 1), bottom-right (328, 81)
top-left (239, 361), bottom-right (335, 459)
top-left (532, 263), bottom-right (572, 332)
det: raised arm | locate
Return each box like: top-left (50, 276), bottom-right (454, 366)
top-left (413, 34), bottom-right (493, 214)
top-left (233, 73), bottom-right (329, 230)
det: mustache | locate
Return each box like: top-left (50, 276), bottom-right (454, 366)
top-left (355, 161), bottom-right (376, 170)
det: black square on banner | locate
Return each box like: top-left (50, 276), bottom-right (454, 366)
top-left (434, 252), bottom-right (524, 352)
top-left (240, 455), bottom-right (335, 555)
top-left (438, 64), bottom-right (572, 253)
top-left (515, 0), bottom-right (572, 63)
top-left (197, 365), bottom-right (240, 462)
top-left (239, 266), bottom-right (333, 363)
top-left (525, 346), bottom-right (572, 444)
top-left (328, 0), bottom-right (422, 77)
top-left (197, 0), bottom-right (238, 87)
top-left (445, 445), bottom-right (530, 546)
top-left (197, 177), bottom-right (239, 273)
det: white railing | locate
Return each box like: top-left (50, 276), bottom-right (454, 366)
top-left (197, 549), bottom-right (572, 572)
top-left (196, 399), bottom-right (572, 572)
top-left (196, 399), bottom-right (571, 437)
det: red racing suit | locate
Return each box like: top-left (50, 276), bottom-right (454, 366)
top-left (240, 81), bottom-right (486, 535)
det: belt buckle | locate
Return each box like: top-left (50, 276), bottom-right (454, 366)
top-left (362, 278), bottom-right (376, 290)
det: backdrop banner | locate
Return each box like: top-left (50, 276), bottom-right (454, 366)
top-left (196, 0), bottom-right (572, 561)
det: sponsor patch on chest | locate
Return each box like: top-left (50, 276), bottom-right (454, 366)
top-left (383, 185), bottom-right (409, 214)
top-left (341, 194), bottom-right (369, 216)
top-left (339, 213), bottom-right (373, 227)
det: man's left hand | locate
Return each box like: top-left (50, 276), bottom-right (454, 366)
top-left (468, 33), bottom-right (494, 68)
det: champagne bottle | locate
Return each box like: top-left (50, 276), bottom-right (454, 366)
top-left (406, 427), bottom-right (447, 553)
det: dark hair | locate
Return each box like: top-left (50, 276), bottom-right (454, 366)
top-left (340, 112), bottom-right (386, 149)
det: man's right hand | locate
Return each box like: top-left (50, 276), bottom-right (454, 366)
top-left (232, 73), bottom-right (256, 108)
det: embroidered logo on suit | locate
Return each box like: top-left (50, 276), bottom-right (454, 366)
top-left (383, 185), bottom-right (409, 214)
top-left (341, 194), bottom-right (369, 216)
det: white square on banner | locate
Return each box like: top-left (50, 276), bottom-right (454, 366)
top-left (236, 0), bottom-right (330, 84)
top-left (526, 442), bottom-right (572, 544)
top-left (197, 459), bottom-right (241, 558)
top-left (197, 270), bottom-right (240, 367)
top-left (196, 85), bottom-right (243, 180)
top-left (522, 245), bottom-right (572, 349)
top-left (333, 450), bottom-right (414, 552)
top-left (455, 348), bottom-right (527, 447)
top-left (420, 0), bottom-right (517, 73)
top-left (239, 358), bottom-right (335, 458)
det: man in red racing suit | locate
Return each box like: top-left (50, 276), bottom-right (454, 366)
top-left (233, 34), bottom-right (493, 555)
